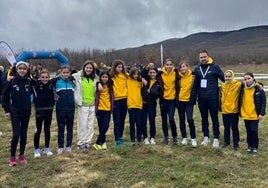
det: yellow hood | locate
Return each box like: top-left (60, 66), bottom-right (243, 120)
top-left (179, 69), bottom-right (192, 78)
top-left (225, 70), bottom-right (235, 84)
top-left (161, 66), bottom-right (175, 74)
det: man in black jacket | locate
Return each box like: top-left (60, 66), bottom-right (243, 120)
top-left (191, 50), bottom-right (225, 148)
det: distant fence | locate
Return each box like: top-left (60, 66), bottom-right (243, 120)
top-left (234, 73), bottom-right (268, 92)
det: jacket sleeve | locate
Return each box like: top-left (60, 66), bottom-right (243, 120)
top-left (218, 86), bottom-right (222, 112)
top-left (215, 64), bottom-right (225, 82)
top-left (141, 68), bottom-right (148, 78)
top-left (189, 69), bottom-right (199, 104)
top-left (157, 73), bottom-right (164, 99)
top-left (149, 83), bottom-right (160, 99)
top-left (50, 77), bottom-right (59, 86)
top-left (1, 80), bottom-right (11, 113)
top-left (259, 90), bottom-right (266, 116)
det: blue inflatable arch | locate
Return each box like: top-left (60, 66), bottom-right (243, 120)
top-left (16, 50), bottom-right (69, 66)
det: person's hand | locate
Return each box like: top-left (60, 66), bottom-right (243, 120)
top-left (98, 83), bottom-right (104, 91)
top-left (55, 94), bottom-right (60, 101)
top-left (147, 63), bottom-right (154, 69)
top-left (258, 115), bottom-right (263, 119)
top-left (5, 112), bottom-right (11, 119)
top-left (258, 84), bottom-right (264, 90)
top-left (142, 78), bottom-right (148, 86)
top-left (7, 76), bottom-right (14, 82)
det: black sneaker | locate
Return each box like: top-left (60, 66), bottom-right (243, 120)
top-left (233, 146), bottom-right (239, 151)
top-left (77, 144), bottom-right (86, 150)
top-left (131, 141), bottom-right (136, 146)
top-left (173, 137), bottom-right (179, 145)
top-left (163, 137), bottom-right (169, 145)
top-left (222, 143), bottom-right (230, 148)
top-left (233, 144), bottom-right (239, 151)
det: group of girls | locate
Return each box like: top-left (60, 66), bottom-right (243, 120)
top-left (220, 70), bottom-right (266, 155)
top-left (140, 59), bottom-right (266, 156)
top-left (108, 58), bottom-right (196, 147)
top-left (2, 62), bottom-right (77, 166)
top-left (2, 58), bottom-right (266, 167)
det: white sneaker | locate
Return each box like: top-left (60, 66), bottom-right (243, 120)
top-left (44, 148), bottom-right (53, 156)
top-left (201, 137), bottom-right (210, 146)
top-left (144, 138), bottom-right (150, 145)
top-left (191, 139), bottom-right (197, 147)
top-left (34, 149), bottom-right (41, 158)
top-left (0, 131), bottom-right (2, 137)
top-left (66, 147), bottom-right (72, 153)
top-left (150, 138), bottom-right (156, 145)
top-left (181, 138), bottom-right (188, 145)
top-left (57, 148), bottom-right (64, 155)
top-left (212, 138), bottom-right (220, 148)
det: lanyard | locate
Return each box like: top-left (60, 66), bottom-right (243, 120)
top-left (199, 66), bottom-right (210, 78)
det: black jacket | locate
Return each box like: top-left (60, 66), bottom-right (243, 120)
top-left (191, 61), bottom-right (224, 102)
top-left (2, 74), bottom-right (32, 116)
top-left (141, 79), bottom-right (160, 108)
top-left (32, 79), bottom-right (55, 110)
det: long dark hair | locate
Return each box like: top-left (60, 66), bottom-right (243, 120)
top-left (82, 60), bottom-right (96, 79)
top-left (244, 72), bottom-right (254, 79)
top-left (109, 59), bottom-right (128, 78)
top-left (98, 69), bottom-right (113, 91)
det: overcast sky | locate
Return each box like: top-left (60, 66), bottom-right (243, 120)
top-left (1, 0), bottom-right (268, 53)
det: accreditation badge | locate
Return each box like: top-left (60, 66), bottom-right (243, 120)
top-left (200, 79), bottom-right (207, 88)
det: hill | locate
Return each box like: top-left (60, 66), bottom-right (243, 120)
top-left (115, 25), bottom-right (268, 66)
top-left (148, 25), bottom-right (268, 50)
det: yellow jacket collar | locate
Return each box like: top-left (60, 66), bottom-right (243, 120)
top-left (162, 66), bottom-right (175, 74)
top-left (207, 57), bottom-right (213, 64)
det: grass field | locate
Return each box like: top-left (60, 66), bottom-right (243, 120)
top-left (0, 64), bottom-right (268, 187)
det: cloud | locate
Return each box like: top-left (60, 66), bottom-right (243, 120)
top-left (0, 0), bottom-right (268, 53)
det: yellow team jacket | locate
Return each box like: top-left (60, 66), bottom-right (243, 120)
top-left (112, 73), bottom-right (128, 100)
top-left (240, 87), bottom-right (258, 120)
top-left (127, 78), bottom-right (142, 109)
top-left (161, 67), bottom-right (176, 100)
top-left (178, 70), bottom-right (193, 102)
top-left (220, 80), bottom-right (241, 114)
top-left (98, 85), bottom-right (111, 111)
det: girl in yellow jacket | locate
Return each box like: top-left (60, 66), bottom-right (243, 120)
top-left (176, 62), bottom-right (197, 147)
top-left (158, 58), bottom-right (179, 145)
top-left (110, 59), bottom-right (128, 148)
top-left (219, 70), bottom-right (241, 150)
top-left (127, 67), bottom-right (143, 145)
top-left (238, 72), bottom-right (266, 155)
